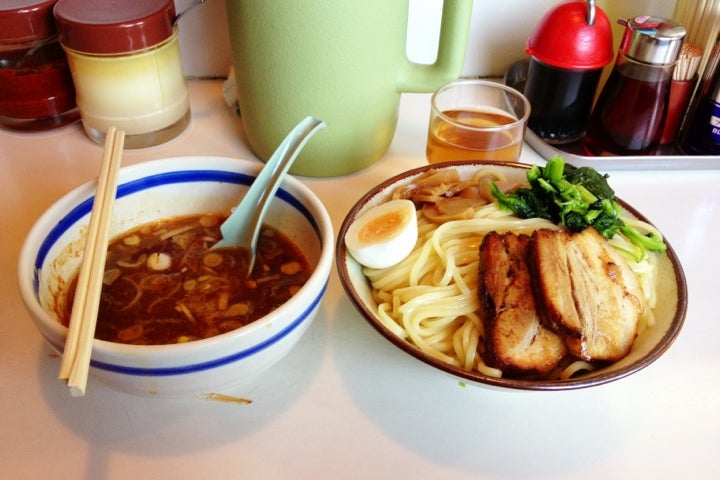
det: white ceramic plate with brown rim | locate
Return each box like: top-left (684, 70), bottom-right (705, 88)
top-left (335, 160), bottom-right (688, 391)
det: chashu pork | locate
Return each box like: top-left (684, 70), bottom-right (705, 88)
top-left (479, 231), bottom-right (567, 375)
top-left (529, 227), bottom-right (647, 363)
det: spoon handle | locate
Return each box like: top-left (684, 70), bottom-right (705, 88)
top-left (214, 116), bottom-right (326, 256)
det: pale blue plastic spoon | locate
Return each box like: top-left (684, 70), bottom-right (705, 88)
top-left (211, 116), bottom-right (326, 272)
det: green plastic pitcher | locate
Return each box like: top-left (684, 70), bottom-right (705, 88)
top-left (226, 0), bottom-right (474, 177)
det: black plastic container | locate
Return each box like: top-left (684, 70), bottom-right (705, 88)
top-left (524, 1), bottom-right (613, 144)
top-left (525, 60), bottom-right (603, 144)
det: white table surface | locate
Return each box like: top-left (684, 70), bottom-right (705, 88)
top-left (2, 80), bottom-right (719, 480)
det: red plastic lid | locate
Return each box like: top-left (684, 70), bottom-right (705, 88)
top-left (526, 1), bottom-right (614, 70)
top-left (0, 0), bottom-right (58, 43)
top-left (53, 0), bottom-right (176, 54)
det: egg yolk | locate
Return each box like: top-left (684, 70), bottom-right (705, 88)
top-left (358, 211), bottom-right (406, 243)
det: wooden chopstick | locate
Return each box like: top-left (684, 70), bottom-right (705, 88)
top-left (59, 127), bottom-right (125, 397)
top-left (675, 0), bottom-right (720, 45)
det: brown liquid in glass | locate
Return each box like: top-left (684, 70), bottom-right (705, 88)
top-left (426, 109), bottom-right (521, 163)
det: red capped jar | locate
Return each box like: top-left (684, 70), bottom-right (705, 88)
top-left (0, 0), bottom-right (79, 131)
top-left (524, 0), bottom-right (614, 144)
top-left (54, 0), bottom-right (190, 148)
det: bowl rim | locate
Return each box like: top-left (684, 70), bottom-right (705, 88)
top-left (18, 155), bottom-right (335, 373)
top-left (335, 160), bottom-right (688, 391)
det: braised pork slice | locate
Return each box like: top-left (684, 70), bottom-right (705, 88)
top-left (530, 227), bottom-right (647, 362)
top-left (529, 229), bottom-right (580, 335)
top-left (479, 231), bottom-right (566, 375)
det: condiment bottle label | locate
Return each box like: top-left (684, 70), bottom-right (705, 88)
top-left (710, 108), bottom-right (720, 142)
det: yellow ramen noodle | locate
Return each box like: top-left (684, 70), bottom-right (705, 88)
top-left (362, 168), bottom-right (661, 380)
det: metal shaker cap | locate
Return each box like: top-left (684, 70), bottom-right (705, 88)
top-left (618, 16), bottom-right (686, 65)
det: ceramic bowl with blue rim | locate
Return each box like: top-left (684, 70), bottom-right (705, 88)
top-left (18, 156), bottom-right (334, 397)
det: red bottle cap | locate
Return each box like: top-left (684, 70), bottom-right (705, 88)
top-left (526, 0), bottom-right (613, 70)
top-left (53, 0), bottom-right (176, 54)
top-left (0, 0), bottom-right (58, 43)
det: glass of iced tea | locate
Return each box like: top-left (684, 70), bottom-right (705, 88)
top-left (426, 80), bottom-right (530, 164)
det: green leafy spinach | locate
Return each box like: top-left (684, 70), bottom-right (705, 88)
top-left (490, 155), bottom-right (666, 260)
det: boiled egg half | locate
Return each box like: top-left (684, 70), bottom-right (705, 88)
top-left (344, 199), bottom-right (418, 269)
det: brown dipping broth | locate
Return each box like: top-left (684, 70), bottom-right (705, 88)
top-left (61, 214), bottom-right (310, 345)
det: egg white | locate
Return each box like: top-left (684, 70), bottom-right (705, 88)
top-left (345, 199), bottom-right (418, 269)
